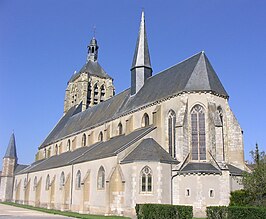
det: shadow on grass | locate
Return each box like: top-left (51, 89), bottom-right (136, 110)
top-left (1, 202), bottom-right (130, 219)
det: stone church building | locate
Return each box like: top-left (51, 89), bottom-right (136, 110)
top-left (0, 12), bottom-right (248, 217)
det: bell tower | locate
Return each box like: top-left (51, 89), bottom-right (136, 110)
top-left (0, 133), bottom-right (17, 201)
top-left (64, 36), bottom-right (115, 113)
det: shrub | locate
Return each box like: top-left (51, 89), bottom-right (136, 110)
top-left (135, 204), bottom-right (193, 219)
top-left (206, 206), bottom-right (266, 219)
top-left (206, 206), bottom-right (227, 219)
top-left (229, 190), bottom-right (254, 206)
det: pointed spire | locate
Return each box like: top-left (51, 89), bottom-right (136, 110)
top-left (131, 10), bottom-right (152, 70)
top-left (4, 133), bottom-right (17, 160)
top-left (131, 11), bottom-right (152, 95)
top-left (87, 36), bottom-right (99, 62)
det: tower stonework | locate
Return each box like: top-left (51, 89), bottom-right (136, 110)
top-left (64, 37), bottom-right (115, 113)
top-left (0, 133), bottom-right (17, 201)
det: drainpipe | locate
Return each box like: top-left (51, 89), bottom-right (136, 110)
top-left (171, 165), bottom-right (179, 205)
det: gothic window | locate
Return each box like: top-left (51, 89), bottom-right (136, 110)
top-left (55, 144), bottom-right (58, 155)
top-left (117, 123), bottom-right (123, 135)
top-left (33, 176), bottom-right (37, 190)
top-left (98, 132), bottom-right (103, 142)
top-left (100, 85), bottom-right (105, 102)
top-left (45, 175), bottom-right (50, 190)
top-left (191, 105), bottom-right (206, 160)
top-left (67, 139), bottom-right (71, 151)
top-left (82, 134), bottom-right (87, 147)
top-left (60, 172), bottom-right (65, 189)
top-left (97, 166), bottom-right (105, 190)
top-left (142, 113), bottom-right (149, 127)
top-left (44, 148), bottom-right (47, 158)
top-left (141, 166), bottom-right (152, 192)
top-left (168, 110), bottom-right (176, 158)
top-left (76, 170), bottom-right (81, 189)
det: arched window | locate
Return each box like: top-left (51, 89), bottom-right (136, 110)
top-left (117, 123), bottom-right (123, 135)
top-left (76, 170), bottom-right (81, 189)
top-left (142, 113), bottom-right (149, 127)
top-left (141, 166), bottom-right (152, 192)
top-left (33, 176), bottom-right (37, 190)
top-left (93, 84), bottom-right (99, 105)
top-left (45, 174), bottom-right (50, 190)
top-left (100, 85), bottom-right (105, 102)
top-left (60, 172), bottom-right (65, 189)
top-left (67, 139), bottom-right (71, 151)
top-left (191, 105), bottom-right (206, 160)
top-left (82, 134), bottom-right (87, 147)
top-left (55, 144), bottom-right (58, 155)
top-left (44, 148), bottom-right (47, 158)
top-left (98, 132), bottom-right (103, 142)
top-left (97, 166), bottom-right (105, 190)
top-left (168, 110), bottom-right (176, 158)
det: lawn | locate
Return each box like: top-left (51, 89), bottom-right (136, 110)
top-left (1, 202), bottom-right (130, 219)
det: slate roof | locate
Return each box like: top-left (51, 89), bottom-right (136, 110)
top-left (228, 164), bottom-right (244, 176)
top-left (20, 126), bottom-right (155, 174)
top-left (4, 133), bottom-right (17, 159)
top-left (14, 164), bottom-right (28, 174)
top-left (178, 162), bottom-right (221, 174)
top-left (40, 52), bottom-right (228, 149)
top-left (121, 138), bottom-right (178, 164)
top-left (69, 60), bottom-right (112, 83)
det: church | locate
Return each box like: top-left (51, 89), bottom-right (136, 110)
top-left (0, 12), bottom-right (248, 218)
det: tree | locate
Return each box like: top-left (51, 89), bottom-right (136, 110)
top-left (242, 143), bottom-right (266, 206)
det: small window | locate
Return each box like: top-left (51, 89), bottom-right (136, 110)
top-left (67, 139), bottom-right (71, 151)
top-left (117, 123), bottom-right (123, 135)
top-left (140, 166), bottom-right (152, 192)
top-left (142, 113), bottom-right (149, 127)
top-left (186, 189), bottom-right (190, 197)
top-left (55, 144), bottom-right (58, 155)
top-left (97, 166), bottom-right (105, 190)
top-left (60, 172), bottom-right (65, 189)
top-left (33, 176), bottom-right (37, 190)
top-left (98, 132), bottom-right (103, 142)
top-left (44, 148), bottom-right (47, 158)
top-left (82, 133), bottom-right (87, 147)
top-left (76, 170), bottom-right (81, 189)
top-left (24, 178), bottom-right (27, 188)
top-left (209, 189), bottom-right (214, 198)
top-left (45, 175), bottom-right (50, 191)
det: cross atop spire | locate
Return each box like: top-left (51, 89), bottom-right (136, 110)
top-left (4, 133), bottom-right (17, 160)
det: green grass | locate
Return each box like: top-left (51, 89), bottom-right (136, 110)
top-left (1, 202), bottom-right (130, 219)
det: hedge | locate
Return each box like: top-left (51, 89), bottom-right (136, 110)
top-left (206, 206), bottom-right (266, 219)
top-left (135, 204), bottom-right (193, 219)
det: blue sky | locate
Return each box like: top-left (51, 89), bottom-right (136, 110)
top-left (0, 0), bottom-right (265, 168)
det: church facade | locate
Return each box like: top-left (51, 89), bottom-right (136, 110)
top-left (0, 12), bottom-right (248, 217)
